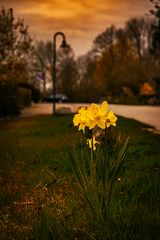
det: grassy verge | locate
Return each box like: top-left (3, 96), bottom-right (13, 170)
top-left (0, 114), bottom-right (160, 239)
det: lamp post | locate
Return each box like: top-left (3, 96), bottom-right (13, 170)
top-left (52, 32), bottom-right (68, 115)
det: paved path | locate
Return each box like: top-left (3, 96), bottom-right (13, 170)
top-left (21, 103), bottom-right (160, 132)
top-left (109, 104), bottom-right (160, 132)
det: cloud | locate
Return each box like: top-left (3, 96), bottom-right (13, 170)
top-left (1, 0), bottom-right (153, 55)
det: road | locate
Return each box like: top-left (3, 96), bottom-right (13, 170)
top-left (21, 103), bottom-right (160, 132)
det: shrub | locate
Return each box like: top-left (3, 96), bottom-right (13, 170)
top-left (31, 87), bottom-right (41, 103)
top-left (18, 82), bottom-right (41, 103)
top-left (18, 87), bottom-right (32, 107)
top-left (0, 80), bottom-right (20, 117)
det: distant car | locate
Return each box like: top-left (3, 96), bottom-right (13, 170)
top-left (43, 93), bottom-right (68, 103)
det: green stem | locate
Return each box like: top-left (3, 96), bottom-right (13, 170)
top-left (90, 132), bottom-right (94, 180)
top-left (101, 125), bottom-right (108, 220)
top-left (105, 126), bottom-right (107, 169)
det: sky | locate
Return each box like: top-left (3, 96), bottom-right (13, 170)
top-left (1, 0), bottom-right (153, 56)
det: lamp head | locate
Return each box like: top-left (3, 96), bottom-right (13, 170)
top-left (60, 39), bottom-right (68, 48)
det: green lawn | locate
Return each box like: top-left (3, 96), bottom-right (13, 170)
top-left (0, 114), bottom-right (160, 240)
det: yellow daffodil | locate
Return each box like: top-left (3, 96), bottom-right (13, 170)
top-left (101, 101), bottom-right (109, 115)
top-left (105, 111), bottom-right (117, 128)
top-left (87, 101), bottom-right (109, 129)
top-left (87, 103), bottom-right (100, 129)
top-left (73, 101), bottom-right (117, 131)
top-left (73, 107), bottom-right (88, 132)
top-left (87, 136), bottom-right (100, 151)
top-left (73, 113), bottom-right (80, 126)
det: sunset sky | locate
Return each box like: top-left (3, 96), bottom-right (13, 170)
top-left (1, 0), bottom-right (153, 56)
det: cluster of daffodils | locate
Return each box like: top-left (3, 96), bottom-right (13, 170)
top-left (73, 101), bottom-right (117, 150)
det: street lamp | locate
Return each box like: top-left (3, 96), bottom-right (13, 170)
top-left (52, 32), bottom-right (68, 115)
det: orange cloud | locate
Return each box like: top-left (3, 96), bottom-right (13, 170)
top-left (1, 0), bottom-right (153, 56)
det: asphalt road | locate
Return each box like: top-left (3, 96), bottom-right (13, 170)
top-left (21, 103), bottom-right (160, 133)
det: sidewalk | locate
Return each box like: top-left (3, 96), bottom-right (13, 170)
top-left (21, 103), bottom-right (160, 133)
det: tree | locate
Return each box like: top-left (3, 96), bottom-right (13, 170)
top-left (0, 7), bottom-right (33, 84)
top-left (0, 7), bottom-right (34, 116)
top-left (149, 0), bottom-right (160, 55)
top-left (125, 17), bottom-right (152, 59)
top-left (93, 39), bottom-right (146, 98)
top-left (56, 46), bottom-right (78, 101)
top-left (92, 25), bottom-right (116, 55)
top-left (33, 41), bottom-right (52, 94)
top-left (0, 7), bottom-right (32, 64)
top-left (76, 51), bottom-right (97, 102)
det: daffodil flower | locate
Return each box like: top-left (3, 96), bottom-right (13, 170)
top-left (86, 136), bottom-right (100, 151)
top-left (73, 101), bottom-right (117, 132)
top-left (73, 107), bottom-right (88, 132)
top-left (87, 101), bottom-right (109, 129)
top-left (105, 111), bottom-right (117, 128)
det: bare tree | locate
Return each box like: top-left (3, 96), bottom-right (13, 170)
top-left (57, 46), bottom-right (78, 101)
top-left (149, 0), bottom-right (160, 55)
top-left (0, 7), bottom-right (32, 63)
top-left (92, 25), bottom-right (116, 55)
top-left (76, 51), bottom-right (97, 102)
top-left (33, 41), bottom-right (52, 93)
top-left (125, 17), bottom-right (152, 59)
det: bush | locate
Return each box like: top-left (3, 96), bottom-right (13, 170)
top-left (0, 79), bottom-right (41, 118)
top-left (18, 87), bottom-right (32, 107)
top-left (18, 82), bottom-right (41, 103)
top-left (0, 80), bottom-right (20, 117)
top-left (31, 87), bottom-right (41, 103)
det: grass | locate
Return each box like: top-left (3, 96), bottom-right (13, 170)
top-left (0, 114), bottom-right (160, 239)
